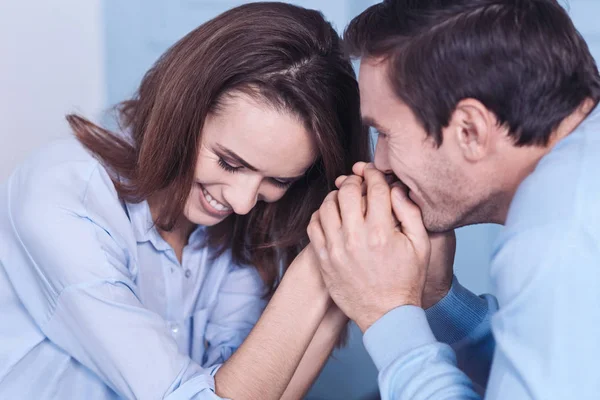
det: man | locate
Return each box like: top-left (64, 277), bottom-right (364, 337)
top-left (307, 0), bottom-right (600, 398)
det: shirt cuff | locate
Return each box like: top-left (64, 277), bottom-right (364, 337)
top-left (209, 363), bottom-right (223, 376)
top-left (425, 276), bottom-right (489, 344)
top-left (363, 305), bottom-right (437, 372)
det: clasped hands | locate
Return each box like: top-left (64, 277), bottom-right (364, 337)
top-left (306, 162), bottom-right (455, 332)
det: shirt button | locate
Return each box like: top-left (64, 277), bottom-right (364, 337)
top-left (184, 269), bottom-right (192, 278)
top-left (170, 323), bottom-right (180, 334)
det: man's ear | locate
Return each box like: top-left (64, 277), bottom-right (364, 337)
top-left (446, 98), bottom-right (498, 162)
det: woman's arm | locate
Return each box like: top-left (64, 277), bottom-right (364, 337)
top-left (280, 303), bottom-right (348, 400)
top-left (214, 245), bottom-right (334, 399)
top-left (4, 165), bottom-right (224, 399)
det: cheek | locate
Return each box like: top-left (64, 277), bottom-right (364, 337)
top-left (388, 141), bottom-right (419, 180)
top-left (194, 154), bottom-right (228, 184)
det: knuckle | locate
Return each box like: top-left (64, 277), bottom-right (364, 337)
top-left (364, 166), bottom-right (379, 178)
top-left (367, 228), bottom-right (388, 249)
top-left (368, 182), bottom-right (390, 198)
top-left (339, 180), bottom-right (361, 197)
top-left (316, 247), bottom-right (330, 263)
top-left (321, 198), bottom-right (339, 215)
top-left (306, 224), bottom-right (315, 239)
top-left (344, 230), bottom-right (362, 250)
top-left (308, 211), bottom-right (319, 226)
top-left (324, 189), bottom-right (339, 201)
top-left (307, 213), bottom-right (321, 237)
top-left (327, 243), bottom-right (346, 265)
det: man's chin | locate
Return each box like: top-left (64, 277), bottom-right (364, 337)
top-left (422, 212), bottom-right (458, 233)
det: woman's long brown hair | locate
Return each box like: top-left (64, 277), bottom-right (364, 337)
top-left (67, 2), bottom-right (370, 294)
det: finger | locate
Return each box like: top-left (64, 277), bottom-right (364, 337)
top-left (337, 175), bottom-right (365, 230)
top-left (390, 184), bottom-right (429, 248)
top-left (335, 175), bottom-right (347, 189)
top-left (389, 180), bottom-right (407, 231)
top-left (307, 210), bottom-right (330, 264)
top-left (363, 164), bottom-right (394, 228)
top-left (352, 161), bottom-right (369, 177)
top-left (319, 190), bottom-right (343, 244)
top-left (360, 195), bottom-right (367, 216)
top-left (336, 174), bottom-right (369, 195)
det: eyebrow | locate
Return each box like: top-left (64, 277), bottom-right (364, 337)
top-left (216, 144), bottom-right (259, 171)
top-left (362, 116), bottom-right (390, 136)
top-left (215, 144), bottom-right (306, 181)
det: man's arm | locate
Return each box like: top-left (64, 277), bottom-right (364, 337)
top-left (363, 221), bottom-right (600, 399)
top-left (426, 277), bottom-right (498, 391)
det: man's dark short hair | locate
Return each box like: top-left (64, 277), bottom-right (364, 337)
top-left (346, 0), bottom-right (600, 146)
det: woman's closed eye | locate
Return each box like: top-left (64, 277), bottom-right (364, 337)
top-left (217, 157), bottom-right (241, 173)
top-left (269, 177), bottom-right (294, 189)
top-left (218, 157), bottom-right (295, 189)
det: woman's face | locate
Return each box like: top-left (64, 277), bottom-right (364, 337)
top-left (184, 92), bottom-right (317, 226)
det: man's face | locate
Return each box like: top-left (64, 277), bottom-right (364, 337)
top-left (359, 58), bottom-right (489, 232)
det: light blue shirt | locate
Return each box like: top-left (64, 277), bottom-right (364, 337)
top-left (364, 106), bottom-right (600, 399)
top-left (0, 139), bottom-right (267, 399)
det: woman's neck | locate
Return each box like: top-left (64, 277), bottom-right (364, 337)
top-left (148, 197), bottom-right (196, 264)
top-left (159, 221), bottom-right (196, 263)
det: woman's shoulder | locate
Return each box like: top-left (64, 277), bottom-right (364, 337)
top-left (9, 138), bottom-right (119, 213)
top-left (6, 137), bottom-right (136, 251)
top-left (14, 137), bottom-right (102, 184)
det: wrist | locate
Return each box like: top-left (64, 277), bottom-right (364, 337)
top-left (356, 295), bottom-right (422, 333)
top-left (422, 280), bottom-right (452, 309)
top-left (284, 251), bottom-right (330, 306)
top-left (421, 284), bottom-right (452, 310)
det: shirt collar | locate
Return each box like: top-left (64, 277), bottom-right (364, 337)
top-left (125, 200), bottom-right (206, 253)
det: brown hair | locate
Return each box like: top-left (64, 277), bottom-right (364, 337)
top-left (67, 2), bottom-right (369, 293)
top-left (345, 0), bottom-right (600, 146)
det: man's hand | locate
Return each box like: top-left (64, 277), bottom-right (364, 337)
top-left (307, 164), bottom-right (431, 332)
top-left (336, 162), bottom-right (456, 310)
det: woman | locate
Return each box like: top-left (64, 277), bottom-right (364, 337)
top-left (0, 2), bottom-right (369, 399)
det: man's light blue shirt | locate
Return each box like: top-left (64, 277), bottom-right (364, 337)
top-left (0, 139), bottom-right (267, 399)
top-left (364, 106), bottom-right (600, 399)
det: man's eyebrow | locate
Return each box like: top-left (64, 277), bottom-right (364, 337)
top-left (362, 116), bottom-right (390, 135)
top-left (215, 144), bottom-right (259, 172)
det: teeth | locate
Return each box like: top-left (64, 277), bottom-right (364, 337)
top-left (202, 188), bottom-right (230, 211)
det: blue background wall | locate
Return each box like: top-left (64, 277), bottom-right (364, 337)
top-left (103, 1), bottom-right (600, 398)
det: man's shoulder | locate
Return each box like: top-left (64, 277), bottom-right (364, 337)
top-left (506, 114), bottom-right (600, 234)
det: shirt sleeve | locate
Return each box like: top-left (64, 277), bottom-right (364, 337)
top-left (425, 277), bottom-right (498, 390)
top-left (363, 221), bottom-right (600, 399)
top-left (363, 306), bottom-right (481, 400)
top-left (4, 161), bottom-right (226, 400)
top-left (201, 265), bottom-right (268, 369)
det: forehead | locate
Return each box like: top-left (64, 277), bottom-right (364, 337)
top-left (358, 58), bottom-right (399, 119)
top-left (359, 59), bottom-right (424, 134)
top-left (204, 93), bottom-right (317, 175)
